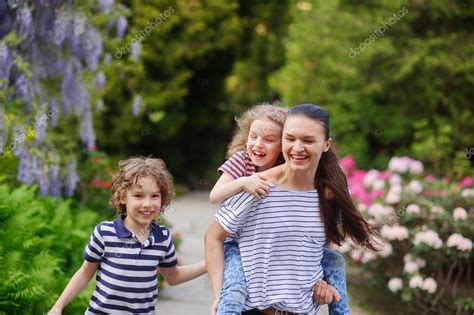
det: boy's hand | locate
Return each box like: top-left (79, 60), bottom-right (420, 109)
top-left (210, 297), bottom-right (219, 315)
top-left (313, 280), bottom-right (341, 305)
top-left (47, 306), bottom-right (62, 315)
top-left (241, 174), bottom-right (269, 199)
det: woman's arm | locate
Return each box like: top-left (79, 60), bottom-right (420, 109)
top-left (204, 220), bottom-right (230, 301)
top-left (158, 261), bottom-right (207, 286)
top-left (209, 173), bottom-right (269, 204)
top-left (49, 261), bottom-right (99, 314)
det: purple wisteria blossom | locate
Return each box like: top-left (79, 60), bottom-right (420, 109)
top-left (17, 151), bottom-right (37, 185)
top-left (0, 42), bottom-right (13, 89)
top-left (94, 71), bottom-right (106, 89)
top-left (80, 109), bottom-right (96, 151)
top-left (64, 159), bottom-right (79, 197)
top-left (116, 16), bottom-right (127, 38)
top-left (14, 74), bottom-right (30, 100)
top-left (98, 0), bottom-right (114, 14)
top-left (0, 108), bottom-right (6, 152)
top-left (49, 158), bottom-right (62, 197)
top-left (132, 94), bottom-right (143, 116)
top-left (83, 26), bottom-right (103, 71)
top-left (50, 98), bottom-right (59, 128)
top-left (53, 7), bottom-right (72, 46)
top-left (131, 42), bottom-right (142, 60)
top-left (34, 112), bottom-right (48, 145)
top-left (37, 159), bottom-right (50, 196)
top-left (14, 6), bottom-right (33, 39)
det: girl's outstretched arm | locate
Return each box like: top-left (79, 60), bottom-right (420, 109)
top-left (49, 261), bottom-right (99, 314)
top-left (204, 220), bottom-right (229, 306)
top-left (158, 261), bottom-right (207, 286)
top-left (209, 173), bottom-right (269, 204)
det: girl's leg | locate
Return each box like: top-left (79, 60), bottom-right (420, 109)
top-left (321, 247), bottom-right (350, 315)
top-left (217, 238), bottom-right (247, 315)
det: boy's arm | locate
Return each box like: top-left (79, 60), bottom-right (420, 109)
top-left (158, 261), bottom-right (207, 286)
top-left (49, 261), bottom-right (98, 314)
top-left (209, 173), bottom-right (269, 204)
top-left (204, 220), bottom-right (229, 304)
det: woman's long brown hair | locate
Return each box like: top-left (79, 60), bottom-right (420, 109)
top-left (287, 104), bottom-right (378, 251)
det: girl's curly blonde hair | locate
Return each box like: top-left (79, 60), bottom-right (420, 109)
top-left (108, 157), bottom-right (174, 216)
top-left (226, 102), bottom-right (287, 158)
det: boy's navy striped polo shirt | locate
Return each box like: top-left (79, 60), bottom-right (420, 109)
top-left (215, 184), bottom-right (325, 314)
top-left (83, 217), bottom-right (177, 314)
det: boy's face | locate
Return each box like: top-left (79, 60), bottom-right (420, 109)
top-left (121, 176), bottom-right (162, 230)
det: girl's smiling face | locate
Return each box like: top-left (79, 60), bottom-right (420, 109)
top-left (246, 119), bottom-right (282, 171)
top-left (121, 176), bottom-right (162, 231)
top-left (282, 115), bottom-right (332, 173)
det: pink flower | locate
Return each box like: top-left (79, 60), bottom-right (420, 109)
top-left (458, 238), bottom-right (472, 252)
top-left (406, 204), bottom-right (421, 214)
top-left (406, 180), bottom-right (423, 193)
top-left (340, 155), bottom-right (356, 177)
top-left (388, 156), bottom-right (410, 173)
top-left (425, 174), bottom-right (435, 183)
top-left (460, 176), bottom-right (473, 188)
top-left (409, 275), bottom-right (423, 289)
top-left (413, 230), bottom-right (442, 248)
top-left (404, 261), bottom-right (419, 273)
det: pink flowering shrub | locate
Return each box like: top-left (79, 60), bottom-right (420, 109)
top-left (339, 156), bottom-right (474, 314)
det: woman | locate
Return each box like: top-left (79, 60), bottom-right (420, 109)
top-left (205, 104), bottom-right (377, 314)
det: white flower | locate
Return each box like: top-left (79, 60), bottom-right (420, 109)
top-left (364, 169), bottom-right (380, 188)
top-left (381, 225), bottom-right (409, 241)
top-left (373, 178), bottom-right (385, 190)
top-left (447, 233), bottom-right (464, 247)
top-left (409, 160), bottom-right (424, 175)
top-left (409, 275), bottom-right (424, 289)
top-left (415, 258), bottom-right (426, 268)
top-left (453, 207), bottom-right (468, 221)
top-left (362, 252), bottom-right (376, 263)
top-left (389, 174), bottom-right (403, 186)
top-left (404, 253), bottom-right (414, 263)
top-left (461, 188), bottom-right (474, 198)
top-left (385, 191), bottom-right (401, 204)
top-left (422, 277), bottom-right (437, 293)
top-left (404, 261), bottom-right (419, 273)
top-left (378, 242), bottom-right (393, 257)
top-left (430, 206), bottom-right (444, 214)
top-left (413, 230), bottom-right (443, 249)
top-left (368, 203), bottom-right (394, 220)
top-left (406, 180), bottom-right (423, 193)
top-left (388, 278), bottom-right (403, 293)
top-left (457, 238), bottom-right (472, 252)
top-left (406, 204), bottom-right (421, 214)
top-left (388, 156), bottom-right (411, 173)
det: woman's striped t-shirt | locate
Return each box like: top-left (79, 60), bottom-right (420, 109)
top-left (83, 218), bottom-right (177, 314)
top-left (215, 184), bottom-right (325, 314)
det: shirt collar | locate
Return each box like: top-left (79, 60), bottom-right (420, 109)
top-left (113, 216), bottom-right (166, 242)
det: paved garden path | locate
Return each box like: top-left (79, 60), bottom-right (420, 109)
top-left (156, 192), bottom-right (364, 315)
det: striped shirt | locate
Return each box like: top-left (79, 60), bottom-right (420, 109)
top-left (218, 151), bottom-right (256, 179)
top-left (83, 217), bottom-right (177, 314)
top-left (215, 185), bottom-right (325, 314)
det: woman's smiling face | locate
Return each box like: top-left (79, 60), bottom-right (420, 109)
top-left (282, 115), bottom-right (332, 173)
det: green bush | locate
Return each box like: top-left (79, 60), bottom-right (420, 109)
top-left (0, 184), bottom-right (107, 314)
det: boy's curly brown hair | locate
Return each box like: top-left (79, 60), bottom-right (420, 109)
top-left (108, 157), bottom-right (174, 216)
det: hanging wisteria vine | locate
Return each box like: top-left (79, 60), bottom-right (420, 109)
top-left (0, 0), bottom-right (129, 196)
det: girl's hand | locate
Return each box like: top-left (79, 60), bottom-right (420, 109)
top-left (210, 297), bottom-right (219, 315)
top-left (241, 174), bottom-right (269, 199)
top-left (313, 280), bottom-right (341, 305)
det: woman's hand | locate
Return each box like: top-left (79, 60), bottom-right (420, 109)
top-left (313, 280), bottom-right (341, 305)
top-left (241, 174), bottom-right (269, 199)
